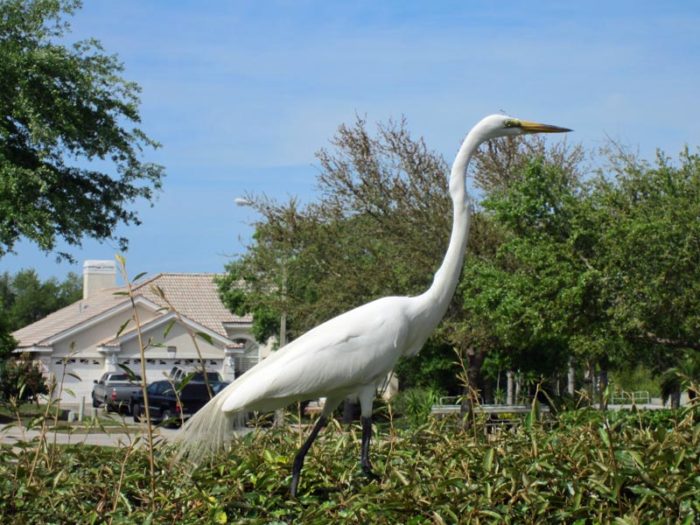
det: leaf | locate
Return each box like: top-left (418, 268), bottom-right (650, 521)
top-left (163, 319), bottom-right (176, 338)
top-left (483, 447), bottom-right (495, 473)
top-left (196, 331), bottom-right (214, 345)
top-left (214, 511), bottom-right (227, 524)
top-left (116, 318), bottom-right (131, 338)
top-left (133, 272), bottom-right (148, 281)
top-left (151, 284), bottom-right (166, 299)
top-left (263, 449), bottom-right (273, 463)
top-left (117, 364), bottom-right (139, 381)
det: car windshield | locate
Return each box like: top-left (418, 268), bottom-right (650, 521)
top-left (109, 374), bottom-right (141, 382)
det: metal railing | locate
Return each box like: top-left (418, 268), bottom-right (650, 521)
top-left (610, 390), bottom-right (651, 405)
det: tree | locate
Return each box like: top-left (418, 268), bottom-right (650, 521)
top-left (0, 0), bottom-right (164, 260)
top-left (0, 357), bottom-right (48, 403)
top-left (594, 147), bottom-right (700, 352)
top-left (219, 119), bottom-right (590, 401)
top-left (452, 137), bottom-right (591, 403)
top-left (0, 269), bottom-right (81, 401)
top-left (592, 147), bottom-right (700, 403)
top-left (219, 117), bottom-right (465, 393)
top-left (0, 269), bottom-right (81, 330)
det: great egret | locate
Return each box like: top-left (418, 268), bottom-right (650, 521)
top-left (175, 114), bottom-right (571, 496)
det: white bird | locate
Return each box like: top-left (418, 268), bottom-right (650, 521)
top-left (175, 114), bottom-right (571, 496)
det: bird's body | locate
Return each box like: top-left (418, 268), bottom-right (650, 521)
top-left (175, 114), bottom-right (571, 495)
top-left (222, 296), bottom-right (415, 413)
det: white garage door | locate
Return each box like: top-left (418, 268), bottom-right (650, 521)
top-left (52, 358), bottom-right (104, 404)
top-left (119, 358), bottom-right (224, 384)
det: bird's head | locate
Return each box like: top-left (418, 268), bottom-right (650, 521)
top-left (477, 114), bottom-right (572, 140)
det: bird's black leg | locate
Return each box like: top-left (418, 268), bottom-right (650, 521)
top-left (290, 415), bottom-right (327, 498)
top-left (360, 416), bottom-right (379, 480)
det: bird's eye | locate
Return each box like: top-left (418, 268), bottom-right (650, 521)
top-left (503, 119), bottom-right (520, 128)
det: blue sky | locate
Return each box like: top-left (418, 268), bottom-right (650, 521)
top-left (3, 0), bottom-right (700, 282)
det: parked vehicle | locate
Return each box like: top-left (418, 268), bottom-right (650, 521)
top-left (91, 372), bottom-right (142, 412)
top-left (168, 365), bottom-right (222, 384)
top-left (130, 380), bottom-right (218, 427)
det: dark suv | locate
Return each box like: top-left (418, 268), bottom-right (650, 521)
top-left (168, 366), bottom-right (222, 384)
top-left (130, 380), bottom-right (217, 427)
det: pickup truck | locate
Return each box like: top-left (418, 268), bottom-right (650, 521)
top-left (91, 372), bottom-right (142, 413)
top-left (130, 379), bottom-right (226, 427)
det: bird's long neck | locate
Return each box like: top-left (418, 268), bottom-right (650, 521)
top-left (415, 129), bottom-right (482, 323)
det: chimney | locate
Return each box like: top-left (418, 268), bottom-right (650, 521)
top-left (83, 260), bottom-right (117, 300)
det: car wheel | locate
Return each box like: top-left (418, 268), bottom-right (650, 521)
top-left (132, 403), bottom-right (141, 422)
top-left (92, 396), bottom-right (100, 408)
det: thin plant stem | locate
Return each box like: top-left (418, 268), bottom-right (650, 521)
top-left (109, 438), bottom-right (136, 522)
top-left (116, 254), bottom-right (156, 511)
top-left (149, 284), bottom-right (213, 399)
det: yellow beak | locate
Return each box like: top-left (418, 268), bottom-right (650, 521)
top-left (519, 120), bottom-right (572, 134)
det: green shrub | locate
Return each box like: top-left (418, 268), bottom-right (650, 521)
top-left (1, 404), bottom-right (698, 523)
top-left (392, 387), bottom-right (442, 425)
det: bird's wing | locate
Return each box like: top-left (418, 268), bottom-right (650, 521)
top-left (220, 297), bottom-right (410, 413)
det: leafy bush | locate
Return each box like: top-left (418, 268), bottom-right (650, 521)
top-left (1, 405), bottom-right (698, 523)
top-left (0, 358), bottom-right (48, 402)
top-left (392, 387), bottom-right (442, 425)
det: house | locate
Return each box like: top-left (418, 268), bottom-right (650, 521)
top-left (11, 260), bottom-right (270, 404)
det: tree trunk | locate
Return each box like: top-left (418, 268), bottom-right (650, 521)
top-left (598, 362), bottom-right (608, 411)
top-left (567, 360), bottom-right (575, 396)
top-left (506, 371), bottom-right (514, 405)
top-left (670, 388), bottom-right (681, 409)
top-left (483, 375), bottom-right (495, 404)
top-left (460, 346), bottom-right (486, 428)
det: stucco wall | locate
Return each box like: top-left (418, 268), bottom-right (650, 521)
top-left (119, 321), bottom-right (225, 360)
top-left (52, 304), bottom-right (157, 358)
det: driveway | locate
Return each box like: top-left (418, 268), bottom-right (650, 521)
top-left (0, 415), bottom-right (180, 448)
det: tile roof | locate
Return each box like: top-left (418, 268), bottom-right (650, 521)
top-left (12, 273), bottom-right (250, 348)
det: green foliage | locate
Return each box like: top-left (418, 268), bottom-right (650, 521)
top-left (394, 338), bottom-right (460, 393)
top-left (659, 351), bottom-right (700, 406)
top-left (0, 357), bottom-right (48, 401)
top-left (593, 148), bottom-right (700, 354)
top-left (0, 317), bottom-right (16, 361)
top-left (217, 260), bottom-right (281, 343)
top-left (218, 118), bottom-right (452, 345)
top-left (392, 387), bottom-right (442, 425)
top-left (610, 365), bottom-right (661, 398)
top-left (1, 407), bottom-right (698, 523)
top-left (0, 269), bottom-right (79, 402)
top-left (0, 269), bottom-right (81, 330)
top-left (0, 0), bottom-right (164, 260)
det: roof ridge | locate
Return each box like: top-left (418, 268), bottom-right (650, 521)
top-left (131, 272), bottom-right (222, 290)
